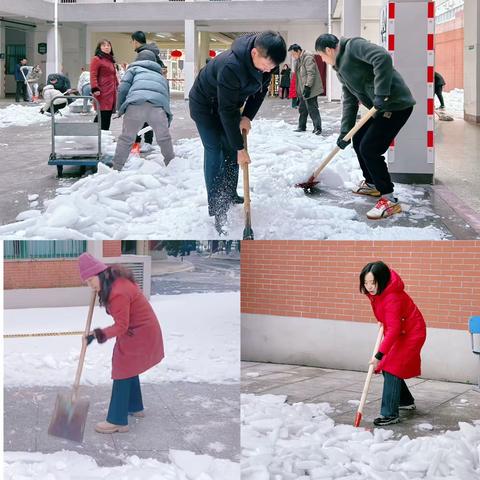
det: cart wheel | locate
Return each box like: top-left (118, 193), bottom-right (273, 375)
top-left (57, 165), bottom-right (63, 178)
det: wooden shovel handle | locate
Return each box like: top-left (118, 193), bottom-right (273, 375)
top-left (312, 106), bottom-right (377, 180)
top-left (72, 290), bottom-right (97, 398)
top-left (242, 130), bottom-right (252, 220)
top-left (357, 324), bottom-right (384, 417)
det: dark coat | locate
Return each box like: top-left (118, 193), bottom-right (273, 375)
top-left (334, 37), bottom-right (416, 137)
top-left (90, 53), bottom-right (118, 111)
top-left (189, 34), bottom-right (271, 151)
top-left (434, 72), bottom-right (446, 88)
top-left (103, 278), bottom-right (164, 380)
top-left (368, 270), bottom-right (426, 379)
top-left (47, 74), bottom-right (71, 93)
top-left (15, 64), bottom-right (28, 82)
top-left (279, 67), bottom-right (291, 88)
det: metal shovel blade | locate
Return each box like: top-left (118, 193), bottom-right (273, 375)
top-left (48, 393), bottom-right (90, 443)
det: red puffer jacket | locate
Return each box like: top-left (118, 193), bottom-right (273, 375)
top-left (102, 278), bottom-right (164, 380)
top-left (368, 270), bottom-right (426, 379)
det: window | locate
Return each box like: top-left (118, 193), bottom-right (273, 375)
top-left (6, 45), bottom-right (26, 75)
top-left (4, 241), bottom-right (87, 260)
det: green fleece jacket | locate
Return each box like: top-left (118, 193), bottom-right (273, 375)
top-left (334, 37), bottom-right (416, 137)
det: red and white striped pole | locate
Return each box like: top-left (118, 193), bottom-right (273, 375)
top-left (427, 1), bottom-right (435, 165)
top-left (387, 1), bottom-right (396, 162)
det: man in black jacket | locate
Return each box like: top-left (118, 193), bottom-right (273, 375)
top-left (315, 34), bottom-right (415, 220)
top-left (189, 31), bottom-right (287, 233)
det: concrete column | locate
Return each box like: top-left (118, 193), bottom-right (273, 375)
top-left (342, 0), bottom-right (361, 37)
top-left (329, 19), bottom-right (343, 101)
top-left (464, 0), bottom-right (480, 123)
top-left (0, 25), bottom-right (5, 98)
top-left (198, 31), bottom-right (210, 72)
top-left (46, 26), bottom-right (62, 76)
top-left (184, 19), bottom-right (198, 100)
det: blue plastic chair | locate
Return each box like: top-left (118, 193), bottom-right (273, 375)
top-left (469, 316), bottom-right (480, 389)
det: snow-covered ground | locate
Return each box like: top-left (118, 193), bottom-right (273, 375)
top-left (438, 88), bottom-right (464, 118)
top-left (0, 118), bottom-right (445, 240)
top-left (4, 291), bottom-right (239, 387)
top-left (4, 449), bottom-right (239, 480)
top-left (0, 103), bottom-right (50, 128)
top-left (241, 394), bottom-right (480, 479)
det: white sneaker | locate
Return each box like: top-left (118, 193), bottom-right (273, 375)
top-left (140, 143), bottom-right (154, 153)
top-left (366, 197), bottom-right (402, 220)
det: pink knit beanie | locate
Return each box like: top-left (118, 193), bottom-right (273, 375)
top-left (78, 253), bottom-right (108, 282)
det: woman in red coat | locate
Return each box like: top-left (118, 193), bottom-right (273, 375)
top-left (90, 39), bottom-right (118, 131)
top-left (79, 253), bottom-right (164, 434)
top-left (289, 71), bottom-right (298, 108)
top-left (360, 261), bottom-right (426, 426)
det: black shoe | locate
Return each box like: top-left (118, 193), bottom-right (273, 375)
top-left (231, 194), bottom-right (244, 204)
top-left (294, 128), bottom-right (306, 132)
top-left (373, 416), bottom-right (400, 426)
top-left (214, 213), bottom-right (227, 235)
top-left (313, 129), bottom-right (322, 135)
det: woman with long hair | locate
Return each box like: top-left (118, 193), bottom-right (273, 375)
top-left (79, 253), bottom-right (164, 434)
top-left (359, 261), bottom-right (426, 426)
top-left (90, 39), bottom-right (118, 130)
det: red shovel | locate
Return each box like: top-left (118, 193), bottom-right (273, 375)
top-left (296, 106), bottom-right (377, 192)
top-left (354, 324), bottom-right (384, 428)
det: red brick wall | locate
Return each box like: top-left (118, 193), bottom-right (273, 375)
top-left (435, 11), bottom-right (464, 90)
top-left (103, 241), bottom-right (122, 257)
top-left (241, 241), bottom-right (480, 331)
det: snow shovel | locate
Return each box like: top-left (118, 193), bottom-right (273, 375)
top-left (435, 109), bottom-right (453, 122)
top-left (296, 106), bottom-right (378, 193)
top-left (241, 130), bottom-right (254, 240)
top-left (354, 324), bottom-right (384, 428)
top-left (48, 290), bottom-right (96, 442)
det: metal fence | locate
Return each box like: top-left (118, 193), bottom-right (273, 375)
top-left (4, 241), bottom-right (87, 260)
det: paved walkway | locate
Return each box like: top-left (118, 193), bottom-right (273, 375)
top-left (242, 361), bottom-right (480, 439)
top-left (4, 381), bottom-right (240, 467)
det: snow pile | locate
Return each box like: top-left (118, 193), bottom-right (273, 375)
top-left (0, 118), bottom-right (445, 240)
top-left (4, 292), bottom-right (239, 386)
top-left (4, 449), bottom-right (239, 480)
top-left (0, 103), bottom-right (50, 128)
top-left (440, 88), bottom-right (464, 118)
top-left (242, 394), bottom-right (480, 479)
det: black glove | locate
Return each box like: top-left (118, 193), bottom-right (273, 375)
top-left (86, 333), bottom-right (95, 346)
top-left (302, 86), bottom-right (311, 98)
top-left (373, 95), bottom-right (389, 111)
top-left (39, 108), bottom-right (44, 115)
top-left (336, 136), bottom-right (351, 150)
top-left (94, 328), bottom-right (107, 344)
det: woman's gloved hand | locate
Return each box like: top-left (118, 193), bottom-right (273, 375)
top-left (85, 328), bottom-right (107, 345)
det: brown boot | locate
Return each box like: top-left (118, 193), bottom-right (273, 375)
top-left (95, 421), bottom-right (129, 434)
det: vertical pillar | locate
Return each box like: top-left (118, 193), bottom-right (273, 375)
top-left (342, 0), bottom-right (361, 38)
top-left (184, 19), bottom-right (198, 100)
top-left (0, 24), bottom-right (6, 98)
top-left (464, 0), bottom-right (480, 123)
top-left (46, 26), bottom-right (62, 76)
top-left (198, 31), bottom-right (210, 72)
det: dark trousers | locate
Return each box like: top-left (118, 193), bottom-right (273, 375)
top-left (298, 95), bottom-right (322, 131)
top-left (381, 371), bottom-right (415, 417)
top-left (352, 106), bottom-right (413, 195)
top-left (195, 120), bottom-right (239, 217)
top-left (135, 122), bottom-right (154, 144)
top-left (280, 87), bottom-right (289, 99)
top-left (16, 81), bottom-right (27, 102)
top-left (106, 375), bottom-right (144, 426)
top-left (292, 97), bottom-right (299, 108)
top-left (435, 86), bottom-right (445, 108)
top-left (93, 110), bottom-right (113, 130)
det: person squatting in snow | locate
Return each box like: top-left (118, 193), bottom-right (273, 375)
top-left (189, 31), bottom-right (287, 232)
top-left (79, 253), bottom-right (165, 434)
top-left (39, 85), bottom-right (68, 115)
top-left (112, 49), bottom-right (174, 171)
top-left (315, 34), bottom-right (416, 220)
top-left (360, 261), bottom-right (426, 426)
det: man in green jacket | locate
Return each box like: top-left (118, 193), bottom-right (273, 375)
top-left (288, 44), bottom-right (324, 135)
top-left (315, 34), bottom-right (416, 220)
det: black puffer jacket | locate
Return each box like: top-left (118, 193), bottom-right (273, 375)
top-left (189, 34), bottom-right (271, 151)
top-left (135, 43), bottom-right (166, 68)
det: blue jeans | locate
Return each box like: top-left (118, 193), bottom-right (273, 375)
top-left (195, 120), bottom-right (239, 217)
top-left (380, 371), bottom-right (415, 417)
top-left (106, 375), bottom-right (144, 426)
top-left (81, 84), bottom-right (91, 110)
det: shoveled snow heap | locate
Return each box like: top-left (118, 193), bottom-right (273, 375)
top-left (0, 104), bottom-right (50, 128)
top-left (242, 394), bottom-right (480, 480)
top-left (5, 449), bottom-right (239, 480)
top-left (0, 118), bottom-right (445, 240)
top-left (439, 88), bottom-right (464, 118)
top-left (4, 292), bottom-right (239, 387)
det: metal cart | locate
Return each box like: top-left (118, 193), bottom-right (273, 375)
top-left (48, 95), bottom-right (113, 177)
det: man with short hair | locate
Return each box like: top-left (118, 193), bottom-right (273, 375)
top-left (315, 33), bottom-right (416, 220)
top-left (15, 58), bottom-right (29, 102)
top-left (288, 44), bottom-right (323, 135)
top-left (189, 31), bottom-right (287, 233)
top-left (130, 31), bottom-right (168, 153)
